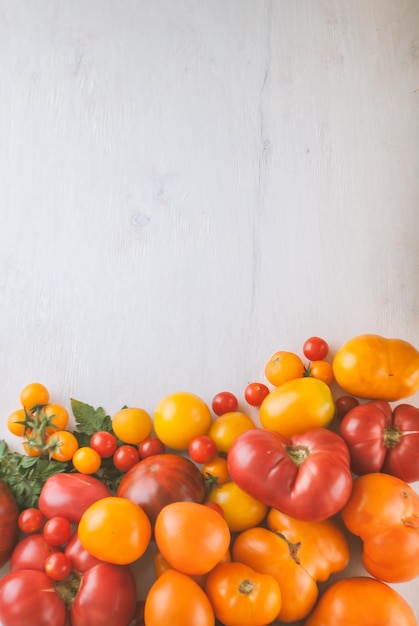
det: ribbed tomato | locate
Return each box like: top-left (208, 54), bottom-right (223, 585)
top-left (0, 480), bottom-right (19, 567)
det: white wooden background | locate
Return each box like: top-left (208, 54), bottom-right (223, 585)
top-left (0, 0), bottom-right (418, 622)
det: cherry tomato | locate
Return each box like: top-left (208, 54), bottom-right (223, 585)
top-left (264, 351), bottom-right (305, 387)
top-left (154, 392), bottom-right (212, 450)
top-left (112, 407), bottom-right (152, 445)
top-left (7, 409), bottom-right (26, 437)
top-left (211, 391), bottom-right (239, 416)
top-left (90, 431), bottom-right (118, 458)
top-left (202, 456), bottom-right (230, 487)
top-left (72, 447), bottom-right (102, 474)
top-left (113, 444), bottom-right (140, 472)
top-left (303, 336), bottom-right (329, 361)
top-left (335, 395), bottom-right (360, 420)
top-left (43, 404), bottom-right (69, 434)
top-left (18, 508), bottom-right (45, 534)
top-left (188, 435), bottom-right (217, 464)
top-left (19, 382), bottom-right (50, 410)
top-left (307, 360), bottom-right (334, 385)
top-left (48, 430), bottom-right (79, 462)
top-left (244, 382), bottom-right (270, 407)
top-left (138, 436), bottom-right (166, 458)
top-left (44, 552), bottom-right (72, 581)
top-left (43, 516), bottom-right (72, 546)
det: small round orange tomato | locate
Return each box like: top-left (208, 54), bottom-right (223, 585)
top-left (112, 407), bottom-right (152, 445)
top-left (202, 456), bottom-right (230, 486)
top-left (72, 447), bottom-right (101, 474)
top-left (48, 430), bottom-right (79, 462)
top-left (154, 501), bottom-right (230, 576)
top-left (78, 496), bottom-right (151, 565)
top-left (207, 412), bottom-right (256, 453)
top-left (264, 351), bottom-right (305, 387)
top-left (306, 361), bottom-right (334, 385)
top-left (206, 481), bottom-right (267, 532)
top-left (205, 562), bottom-right (281, 626)
top-left (7, 409), bottom-right (26, 437)
top-left (144, 569), bottom-right (215, 626)
top-left (22, 435), bottom-right (42, 457)
top-left (19, 382), bottom-right (50, 410)
top-left (43, 404), bottom-right (69, 434)
top-left (154, 392), bottom-right (212, 450)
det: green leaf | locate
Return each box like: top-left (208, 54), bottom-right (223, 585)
top-left (70, 398), bottom-right (112, 435)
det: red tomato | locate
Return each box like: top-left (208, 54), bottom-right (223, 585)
top-left (113, 444), bottom-right (140, 472)
top-left (18, 507), bottom-right (45, 534)
top-left (0, 480), bottom-right (19, 566)
top-left (244, 382), bottom-right (270, 407)
top-left (45, 552), bottom-right (73, 580)
top-left (227, 427), bottom-right (352, 522)
top-left (138, 436), bottom-right (166, 458)
top-left (43, 516), bottom-right (72, 546)
top-left (188, 435), bottom-right (217, 464)
top-left (334, 395), bottom-right (360, 420)
top-left (10, 533), bottom-right (57, 572)
top-left (303, 336), bottom-right (329, 361)
top-left (89, 431), bottom-right (118, 458)
top-left (65, 531), bottom-right (105, 573)
top-left (211, 391), bottom-right (239, 416)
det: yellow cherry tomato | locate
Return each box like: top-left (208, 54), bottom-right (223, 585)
top-left (112, 407), bottom-right (152, 444)
top-left (72, 447), bottom-right (102, 474)
top-left (154, 392), bottom-right (212, 450)
top-left (207, 412), bottom-right (257, 453)
top-left (7, 409), bottom-right (26, 437)
top-left (43, 403), bottom-right (69, 434)
top-left (206, 481), bottom-right (267, 532)
top-left (264, 351), bottom-right (305, 387)
top-left (259, 377), bottom-right (335, 437)
top-left (19, 382), bottom-right (50, 410)
top-left (48, 430), bottom-right (79, 462)
top-left (333, 334), bottom-right (419, 401)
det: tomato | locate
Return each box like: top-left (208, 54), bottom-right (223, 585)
top-left (0, 479), bottom-right (19, 566)
top-left (48, 430), bottom-right (79, 461)
top-left (7, 408), bottom-right (26, 436)
top-left (207, 411), bottom-right (257, 453)
top-left (45, 552), bottom-right (73, 580)
top-left (264, 350), bottom-right (305, 387)
top-left (305, 360), bottom-right (334, 385)
top-left (304, 576), bottom-right (417, 626)
top-left (0, 569), bottom-right (67, 626)
top-left (339, 400), bottom-right (419, 481)
top-left (90, 431), bottom-right (118, 458)
top-left (333, 333), bottom-right (419, 401)
top-left (144, 569), bottom-right (215, 626)
top-left (205, 562), bottom-right (281, 626)
top-left (233, 511), bottom-right (350, 623)
top-left (206, 480), bottom-right (267, 532)
top-left (10, 533), bottom-right (57, 572)
top-left (18, 507), bottom-right (45, 534)
top-left (341, 472), bottom-right (419, 582)
top-left (152, 546), bottom-right (231, 589)
top-left (303, 336), bottom-right (329, 361)
top-left (211, 391), bottom-right (239, 416)
top-left (138, 435), bottom-right (166, 458)
top-left (19, 382), bottom-right (50, 410)
top-left (202, 456), bottom-right (230, 487)
top-left (72, 446), bottom-right (102, 474)
top-left (38, 473), bottom-right (112, 523)
top-left (154, 391), bottom-right (212, 450)
top-left (113, 444), bottom-right (140, 471)
top-left (112, 407), bottom-right (152, 444)
top-left (228, 427), bottom-right (352, 522)
top-left (154, 501), bottom-right (231, 575)
top-left (259, 377), bottom-right (335, 437)
top-left (117, 453), bottom-right (206, 526)
top-left (334, 394), bottom-right (360, 420)
top-left (43, 403), bottom-right (69, 433)
top-left (43, 515), bottom-right (72, 546)
top-left (78, 496), bottom-right (151, 565)
top-left (65, 530), bottom-right (105, 572)
top-left (244, 382), bottom-right (270, 407)
top-left (188, 434), bottom-right (217, 464)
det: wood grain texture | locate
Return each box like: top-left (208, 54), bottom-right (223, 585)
top-left (0, 1), bottom-right (418, 620)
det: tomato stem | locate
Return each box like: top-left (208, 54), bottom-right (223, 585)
top-left (285, 445), bottom-right (310, 466)
top-left (275, 532), bottom-right (302, 564)
top-left (54, 570), bottom-right (82, 608)
top-left (238, 578), bottom-right (256, 595)
top-left (383, 426), bottom-right (402, 448)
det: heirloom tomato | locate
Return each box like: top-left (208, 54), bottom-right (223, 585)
top-left (65, 530), bottom-right (105, 572)
top-left (144, 569), bottom-right (215, 626)
top-left (259, 377), bottom-right (334, 437)
top-left (10, 533), bottom-right (56, 572)
top-left (304, 576), bottom-right (417, 626)
top-left (207, 411), bottom-right (257, 453)
top-left (205, 562), bottom-right (282, 626)
top-left (154, 501), bottom-right (230, 575)
top-left (233, 510), bottom-right (350, 623)
top-left (339, 400), bottom-right (419, 482)
top-left (153, 391), bottom-right (211, 450)
top-left (332, 333), bottom-right (419, 401)
top-left (341, 472), bottom-right (419, 582)
top-left (117, 453), bottom-right (206, 525)
top-left (0, 479), bottom-right (19, 566)
top-left (228, 427), bottom-right (352, 521)
top-left (206, 480), bottom-right (267, 532)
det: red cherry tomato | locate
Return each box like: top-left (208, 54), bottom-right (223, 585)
top-left (244, 382), bottom-right (270, 407)
top-left (45, 552), bottom-right (73, 581)
top-left (18, 508), bottom-right (45, 534)
top-left (335, 395), bottom-right (360, 420)
top-left (188, 435), bottom-right (217, 464)
top-left (303, 336), bottom-right (329, 361)
top-left (43, 516), bottom-right (72, 547)
top-left (138, 436), bottom-right (166, 459)
top-left (89, 431), bottom-right (118, 458)
top-left (113, 445), bottom-right (140, 472)
top-left (212, 391), bottom-right (238, 416)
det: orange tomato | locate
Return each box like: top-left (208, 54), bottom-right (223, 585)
top-left (206, 481), bottom-right (267, 532)
top-left (7, 409), bottom-right (26, 437)
top-left (306, 360), bottom-right (334, 385)
top-left (207, 412), bottom-right (257, 453)
top-left (112, 407), bottom-right (152, 444)
top-left (202, 456), bottom-right (230, 487)
top-left (43, 403), bottom-right (69, 434)
top-left (154, 392), bottom-right (212, 450)
top-left (206, 562), bottom-right (281, 626)
top-left (72, 447), bottom-right (102, 474)
top-left (19, 382), bottom-right (50, 410)
top-left (264, 351), bottom-right (305, 386)
top-left (154, 501), bottom-right (230, 576)
top-left (304, 576), bottom-right (417, 626)
top-left (48, 430), bottom-right (79, 462)
top-left (144, 569), bottom-right (215, 626)
top-left (333, 334), bottom-right (419, 401)
top-left (152, 547), bottom-right (231, 589)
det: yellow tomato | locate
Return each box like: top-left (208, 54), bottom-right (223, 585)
top-left (19, 382), bottom-right (50, 410)
top-left (207, 412), bottom-right (257, 453)
top-left (264, 351), bottom-right (305, 387)
top-left (259, 377), bottom-right (334, 437)
top-left (112, 407), bottom-right (152, 444)
top-left (154, 392), bottom-right (212, 450)
top-left (206, 481), bottom-right (267, 532)
top-left (333, 334), bottom-right (419, 401)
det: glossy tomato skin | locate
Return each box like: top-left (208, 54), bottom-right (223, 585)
top-left (228, 427), bottom-right (352, 522)
top-left (117, 453), bottom-right (206, 526)
top-left (70, 563), bottom-right (137, 626)
top-left (339, 400), bottom-right (419, 481)
top-left (0, 569), bottom-right (67, 626)
top-left (333, 333), bottom-right (419, 401)
top-left (10, 533), bottom-right (57, 572)
top-left (38, 473), bottom-right (111, 523)
top-left (65, 530), bottom-right (105, 572)
top-left (304, 576), bottom-right (417, 626)
top-left (0, 480), bottom-right (19, 566)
